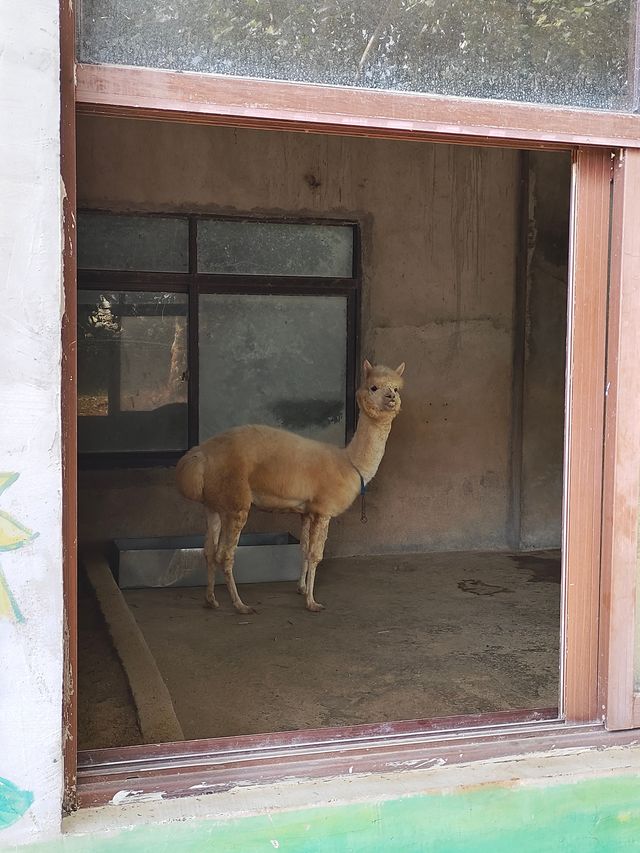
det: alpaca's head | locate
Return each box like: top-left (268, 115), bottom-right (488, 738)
top-left (356, 360), bottom-right (406, 422)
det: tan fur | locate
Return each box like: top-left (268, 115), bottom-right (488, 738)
top-left (176, 360), bottom-right (405, 612)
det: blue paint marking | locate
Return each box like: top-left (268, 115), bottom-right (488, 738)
top-left (0, 777), bottom-right (34, 830)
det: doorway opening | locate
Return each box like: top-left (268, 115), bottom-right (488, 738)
top-left (74, 115), bottom-right (571, 749)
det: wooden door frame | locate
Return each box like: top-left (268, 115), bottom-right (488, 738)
top-left (562, 148), bottom-right (612, 722)
top-left (60, 0), bottom-right (78, 813)
top-left (600, 148), bottom-right (640, 731)
top-left (63, 43), bottom-right (625, 808)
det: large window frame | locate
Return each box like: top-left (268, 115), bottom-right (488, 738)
top-left (60, 11), bottom-right (640, 813)
top-left (77, 211), bottom-right (361, 469)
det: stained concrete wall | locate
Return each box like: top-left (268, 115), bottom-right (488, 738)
top-left (76, 117), bottom-right (564, 556)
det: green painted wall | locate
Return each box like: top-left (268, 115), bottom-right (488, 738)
top-left (17, 775), bottom-right (640, 852)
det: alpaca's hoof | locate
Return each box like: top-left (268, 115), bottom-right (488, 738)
top-left (234, 603), bottom-right (256, 615)
top-left (204, 595), bottom-right (219, 609)
top-left (296, 584), bottom-right (306, 595)
top-left (306, 600), bottom-right (325, 612)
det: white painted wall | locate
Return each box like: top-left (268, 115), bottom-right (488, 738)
top-left (0, 0), bottom-right (64, 844)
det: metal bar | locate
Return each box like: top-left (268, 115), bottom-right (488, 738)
top-left (194, 212), bottom-right (359, 229)
top-left (348, 222), bottom-right (363, 441)
top-left (76, 63), bottom-right (640, 150)
top-left (194, 282), bottom-right (355, 298)
top-left (194, 276), bottom-right (357, 289)
top-left (187, 218), bottom-right (199, 448)
top-left (79, 273), bottom-right (356, 289)
top-left (78, 451), bottom-right (183, 470)
top-left (78, 272), bottom-right (191, 292)
top-left (345, 289), bottom-right (358, 441)
top-left (78, 273), bottom-right (358, 292)
top-left (78, 207), bottom-right (359, 229)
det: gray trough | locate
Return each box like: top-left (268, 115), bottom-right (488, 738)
top-left (113, 533), bottom-right (301, 589)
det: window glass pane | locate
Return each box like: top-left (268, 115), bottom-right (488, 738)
top-left (78, 291), bottom-right (189, 453)
top-left (78, 212), bottom-right (189, 272)
top-left (198, 220), bottom-right (354, 277)
top-left (199, 293), bottom-right (347, 444)
top-left (78, 0), bottom-right (634, 111)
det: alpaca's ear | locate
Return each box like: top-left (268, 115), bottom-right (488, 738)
top-left (363, 359), bottom-right (373, 379)
top-left (395, 362), bottom-right (406, 377)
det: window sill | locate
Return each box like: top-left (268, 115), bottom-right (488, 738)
top-left (74, 712), bottom-right (640, 809)
top-left (68, 724), bottom-right (640, 846)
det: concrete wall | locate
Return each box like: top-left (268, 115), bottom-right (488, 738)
top-left (76, 117), bottom-right (565, 556)
top-left (0, 1), bottom-right (65, 844)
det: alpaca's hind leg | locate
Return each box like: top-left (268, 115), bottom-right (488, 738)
top-left (304, 515), bottom-right (330, 613)
top-left (203, 510), bottom-right (221, 609)
top-left (217, 509), bottom-right (254, 614)
top-left (297, 514), bottom-right (311, 595)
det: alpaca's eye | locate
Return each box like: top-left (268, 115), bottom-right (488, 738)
top-left (370, 386), bottom-right (378, 392)
top-left (394, 387), bottom-right (398, 393)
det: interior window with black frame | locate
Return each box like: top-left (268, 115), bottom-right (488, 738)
top-left (77, 212), bottom-right (360, 466)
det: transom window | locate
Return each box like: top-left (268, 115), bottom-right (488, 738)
top-left (77, 212), bottom-right (359, 466)
top-left (76, 0), bottom-right (634, 111)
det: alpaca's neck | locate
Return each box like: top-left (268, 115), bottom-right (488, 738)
top-left (345, 414), bottom-right (393, 485)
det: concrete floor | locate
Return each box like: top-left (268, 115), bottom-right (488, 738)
top-left (121, 550), bottom-right (560, 741)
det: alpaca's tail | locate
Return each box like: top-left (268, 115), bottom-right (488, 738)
top-left (176, 448), bottom-right (206, 502)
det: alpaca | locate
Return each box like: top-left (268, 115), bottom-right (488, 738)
top-left (176, 360), bottom-right (405, 613)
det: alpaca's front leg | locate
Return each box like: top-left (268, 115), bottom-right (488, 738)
top-left (305, 515), bottom-right (330, 612)
top-left (297, 514), bottom-right (311, 595)
top-left (216, 509), bottom-right (255, 614)
top-left (203, 510), bottom-right (221, 608)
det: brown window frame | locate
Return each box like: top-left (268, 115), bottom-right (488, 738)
top-left (600, 148), bottom-right (640, 731)
top-left (77, 211), bottom-right (361, 469)
top-left (61, 16), bottom-right (640, 812)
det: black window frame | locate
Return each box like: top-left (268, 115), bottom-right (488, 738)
top-left (77, 210), bottom-right (361, 469)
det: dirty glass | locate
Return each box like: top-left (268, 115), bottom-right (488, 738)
top-left (77, 291), bottom-right (189, 453)
top-left (77, 0), bottom-right (635, 111)
top-left (199, 293), bottom-right (347, 443)
top-left (197, 220), bottom-right (354, 277)
top-left (78, 211), bottom-right (189, 272)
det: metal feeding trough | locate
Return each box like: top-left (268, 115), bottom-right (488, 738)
top-left (113, 533), bottom-right (301, 590)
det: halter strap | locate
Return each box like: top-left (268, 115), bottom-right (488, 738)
top-left (349, 461), bottom-right (368, 524)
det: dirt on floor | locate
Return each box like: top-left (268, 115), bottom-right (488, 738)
top-left (77, 570), bottom-right (142, 750)
top-left (119, 550), bottom-right (561, 741)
